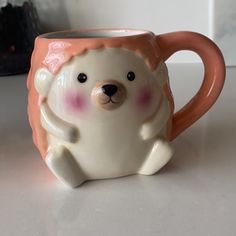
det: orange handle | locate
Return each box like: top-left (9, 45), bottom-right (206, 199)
top-left (156, 31), bottom-right (225, 141)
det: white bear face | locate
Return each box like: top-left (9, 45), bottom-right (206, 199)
top-left (36, 48), bottom-right (167, 126)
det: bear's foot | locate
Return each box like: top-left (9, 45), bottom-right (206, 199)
top-left (45, 145), bottom-right (85, 188)
top-left (138, 139), bottom-right (173, 175)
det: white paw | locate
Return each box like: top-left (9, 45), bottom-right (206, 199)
top-left (139, 99), bottom-right (170, 141)
top-left (46, 146), bottom-right (85, 188)
top-left (138, 140), bottom-right (173, 175)
top-left (140, 123), bottom-right (153, 140)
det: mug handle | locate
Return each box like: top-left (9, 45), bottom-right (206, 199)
top-left (156, 31), bottom-right (225, 141)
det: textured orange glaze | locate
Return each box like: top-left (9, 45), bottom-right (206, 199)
top-left (156, 31), bottom-right (225, 140)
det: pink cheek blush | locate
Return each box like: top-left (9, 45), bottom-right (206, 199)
top-left (64, 91), bottom-right (87, 113)
top-left (136, 87), bottom-right (153, 109)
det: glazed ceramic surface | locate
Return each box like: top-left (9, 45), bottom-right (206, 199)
top-left (27, 29), bottom-right (225, 187)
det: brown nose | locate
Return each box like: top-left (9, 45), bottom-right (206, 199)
top-left (102, 84), bottom-right (118, 97)
top-left (91, 80), bottom-right (126, 110)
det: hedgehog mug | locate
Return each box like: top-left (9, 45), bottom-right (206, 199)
top-left (27, 29), bottom-right (225, 187)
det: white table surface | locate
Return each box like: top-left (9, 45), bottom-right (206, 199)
top-left (0, 64), bottom-right (235, 236)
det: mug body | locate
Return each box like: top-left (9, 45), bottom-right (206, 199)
top-left (27, 29), bottom-right (174, 186)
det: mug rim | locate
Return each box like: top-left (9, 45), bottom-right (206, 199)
top-left (38, 28), bottom-right (153, 39)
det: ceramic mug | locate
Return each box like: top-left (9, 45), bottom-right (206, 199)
top-left (27, 29), bottom-right (225, 187)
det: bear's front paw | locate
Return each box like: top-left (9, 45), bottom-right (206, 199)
top-left (139, 123), bottom-right (157, 141)
top-left (140, 124), bottom-right (150, 140)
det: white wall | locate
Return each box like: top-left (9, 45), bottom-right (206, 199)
top-left (37, 0), bottom-right (233, 64)
top-left (211, 0), bottom-right (236, 66)
top-left (65, 0), bottom-right (210, 63)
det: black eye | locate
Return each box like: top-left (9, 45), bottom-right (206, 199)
top-left (127, 71), bottom-right (135, 81)
top-left (77, 73), bottom-right (87, 83)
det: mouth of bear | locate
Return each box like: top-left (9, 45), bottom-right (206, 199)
top-left (101, 97), bottom-right (120, 105)
top-left (91, 80), bottom-right (126, 110)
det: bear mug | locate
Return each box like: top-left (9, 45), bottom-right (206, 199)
top-left (27, 29), bottom-right (225, 187)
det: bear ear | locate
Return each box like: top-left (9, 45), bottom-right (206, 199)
top-left (34, 68), bottom-right (54, 96)
top-left (153, 62), bottom-right (168, 87)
